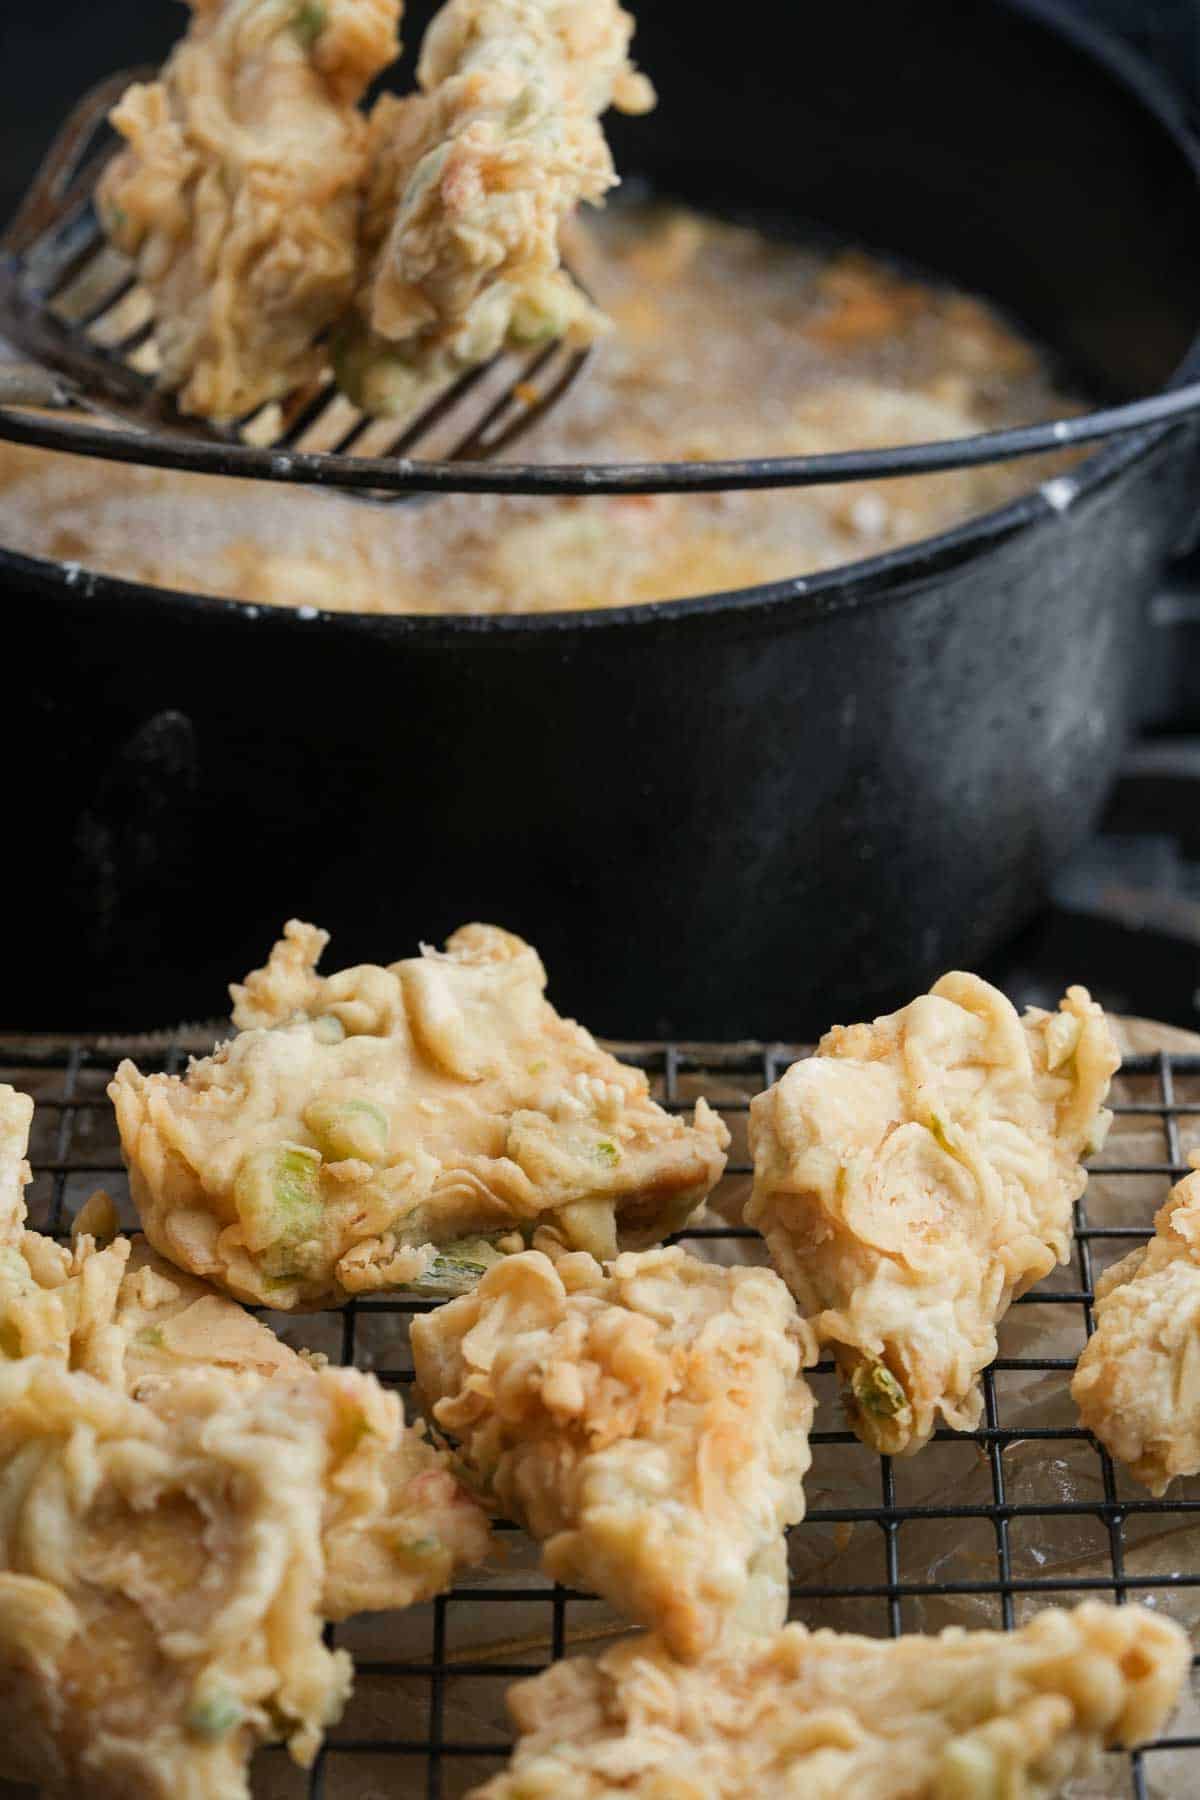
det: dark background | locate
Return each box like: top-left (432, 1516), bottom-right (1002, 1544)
top-left (2, 0), bottom-right (1200, 228)
top-left (1083, 0), bottom-right (1200, 94)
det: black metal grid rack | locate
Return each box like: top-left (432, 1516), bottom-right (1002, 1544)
top-left (3, 1032), bottom-right (1199, 1799)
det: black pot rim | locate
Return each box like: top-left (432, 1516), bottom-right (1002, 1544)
top-left (3, 0), bottom-right (1199, 643)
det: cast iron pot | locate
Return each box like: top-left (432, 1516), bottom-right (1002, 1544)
top-left (4, 0), bottom-right (1200, 1037)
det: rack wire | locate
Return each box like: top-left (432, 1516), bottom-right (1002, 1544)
top-left (2, 1032), bottom-right (1198, 1799)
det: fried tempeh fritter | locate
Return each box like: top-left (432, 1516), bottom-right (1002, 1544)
top-left (1073, 1153), bottom-right (1200, 1495)
top-left (412, 1245), bottom-right (817, 1661)
top-left (0, 1084), bottom-right (33, 1238)
top-left (467, 1602), bottom-right (1188, 1799)
top-left (0, 1086), bottom-right (490, 1799)
top-left (749, 974), bottom-right (1119, 1454)
top-left (340, 0), bottom-right (655, 410)
top-left (98, 0), bottom-right (402, 420)
top-left (110, 921), bottom-right (728, 1309)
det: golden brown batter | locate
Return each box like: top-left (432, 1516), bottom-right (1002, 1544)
top-left (98, 0), bottom-right (403, 421)
top-left (0, 1086), bottom-right (491, 1798)
top-left (109, 920), bottom-right (728, 1308)
top-left (469, 1604), bottom-right (1189, 1799)
top-left (412, 1245), bottom-right (816, 1660)
top-left (1073, 1152), bottom-right (1200, 1494)
top-left (749, 975), bottom-right (1118, 1456)
top-left (345, 0), bottom-right (655, 410)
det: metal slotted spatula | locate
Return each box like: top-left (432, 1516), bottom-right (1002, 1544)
top-left (0, 70), bottom-right (592, 496)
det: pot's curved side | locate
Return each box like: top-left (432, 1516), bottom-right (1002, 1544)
top-left (9, 433), bottom-right (1187, 1035)
top-left (5, 0), bottom-right (1200, 1031)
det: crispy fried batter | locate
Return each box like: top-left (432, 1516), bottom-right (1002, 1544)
top-left (412, 1245), bottom-right (816, 1661)
top-left (749, 975), bottom-right (1119, 1454)
top-left (98, 0), bottom-right (402, 420)
top-left (467, 1602), bottom-right (1188, 1799)
top-left (0, 1085), bottom-right (490, 1798)
top-left (1073, 1154), bottom-right (1200, 1495)
top-left (341, 0), bottom-right (654, 410)
top-left (110, 921), bottom-right (728, 1309)
top-left (0, 1085), bottom-right (33, 1239)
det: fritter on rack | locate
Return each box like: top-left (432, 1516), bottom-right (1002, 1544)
top-left (0, 1084), bottom-right (490, 1799)
top-left (412, 1244), bottom-right (817, 1661)
top-left (0, 1083), bottom-right (33, 1236)
top-left (111, 920), bottom-right (728, 1308)
top-left (467, 1602), bottom-right (1187, 1799)
top-left (1073, 1153), bottom-right (1200, 1494)
top-left (749, 974), bottom-right (1119, 1453)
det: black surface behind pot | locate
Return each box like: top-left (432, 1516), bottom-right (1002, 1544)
top-left (4, 0), bottom-right (1200, 1034)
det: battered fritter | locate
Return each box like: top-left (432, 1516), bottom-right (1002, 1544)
top-left (467, 1603), bottom-right (1188, 1799)
top-left (0, 1085), bottom-right (490, 1798)
top-left (1073, 1152), bottom-right (1200, 1494)
top-left (749, 975), bottom-right (1119, 1454)
top-left (412, 1244), bottom-right (817, 1660)
top-left (110, 921), bottom-right (728, 1307)
top-left (343, 0), bottom-right (654, 409)
top-left (99, 0), bottom-right (402, 419)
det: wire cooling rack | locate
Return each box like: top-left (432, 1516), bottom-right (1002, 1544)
top-left (2, 1032), bottom-right (1199, 1799)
